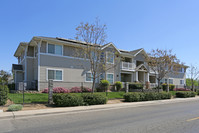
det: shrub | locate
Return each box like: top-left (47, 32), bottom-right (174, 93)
top-left (123, 93), bottom-right (140, 102)
top-left (129, 82), bottom-right (143, 90)
top-left (100, 80), bottom-right (110, 88)
top-left (42, 87), bottom-right (70, 93)
top-left (96, 87), bottom-right (105, 92)
top-left (162, 83), bottom-right (168, 91)
top-left (8, 83), bottom-right (15, 91)
top-left (169, 84), bottom-right (175, 91)
top-left (70, 87), bottom-right (82, 93)
top-left (174, 88), bottom-right (191, 91)
top-left (197, 90), bottom-right (199, 95)
top-left (82, 93), bottom-right (108, 105)
top-left (115, 81), bottom-right (123, 91)
top-left (176, 92), bottom-right (196, 98)
top-left (0, 85), bottom-right (9, 106)
top-left (53, 93), bottom-right (84, 107)
top-left (81, 87), bottom-right (92, 93)
top-left (123, 92), bottom-right (171, 102)
top-left (162, 84), bottom-right (175, 91)
top-left (7, 104), bottom-right (23, 111)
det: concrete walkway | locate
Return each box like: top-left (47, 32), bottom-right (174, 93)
top-left (0, 97), bottom-right (199, 120)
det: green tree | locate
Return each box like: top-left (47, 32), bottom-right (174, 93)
top-left (0, 70), bottom-right (11, 83)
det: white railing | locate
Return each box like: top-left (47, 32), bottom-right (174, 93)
top-left (121, 62), bottom-right (134, 71)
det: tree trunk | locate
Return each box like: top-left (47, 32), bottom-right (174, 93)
top-left (158, 80), bottom-right (160, 93)
top-left (92, 78), bottom-right (95, 94)
top-left (191, 79), bottom-right (194, 92)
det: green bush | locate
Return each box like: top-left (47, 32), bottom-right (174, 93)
top-left (129, 82), bottom-right (143, 90)
top-left (8, 83), bottom-right (15, 91)
top-left (100, 80), bottom-right (110, 88)
top-left (82, 93), bottom-right (108, 105)
top-left (115, 81), bottom-right (123, 91)
top-left (123, 92), bottom-right (140, 102)
top-left (162, 84), bottom-right (175, 91)
top-left (53, 93), bottom-right (84, 107)
top-left (169, 84), bottom-right (175, 91)
top-left (0, 85), bottom-right (9, 106)
top-left (7, 104), bottom-right (23, 111)
top-left (197, 90), bottom-right (199, 95)
top-left (123, 92), bottom-right (171, 102)
top-left (176, 92), bottom-right (196, 98)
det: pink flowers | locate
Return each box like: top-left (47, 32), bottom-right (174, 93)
top-left (42, 87), bottom-right (92, 93)
top-left (42, 87), bottom-right (70, 93)
top-left (70, 87), bottom-right (82, 93)
top-left (173, 88), bottom-right (191, 91)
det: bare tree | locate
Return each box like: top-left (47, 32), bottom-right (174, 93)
top-left (146, 49), bottom-right (181, 92)
top-left (75, 18), bottom-right (120, 93)
top-left (188, 65), bottom-right (199, 91)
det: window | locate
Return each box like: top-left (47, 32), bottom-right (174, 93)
top-left (169, 79), bottom-right (173, 84)
top-left (86, 73), bottom-right (93, 82)
top-left (165, 79), bottom-right (168, 84)
top-left (179, 67), bottom-right (184, 73)
top-left (107, 73), bottom-right (114, 84)
top-left (106, 52), bottom-right (114, 64)
top-left (180, 80), bottom-right (184, 85)
top-left (48, 44), bottom-right (62, 55)
top-left (47, 69), bottom-right (63, 81)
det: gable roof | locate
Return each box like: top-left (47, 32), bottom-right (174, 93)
top-left (101, 42), bottom-right (121, 54)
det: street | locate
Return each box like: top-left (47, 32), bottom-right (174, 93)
top-left (1, 100), bottom-right (199, 133)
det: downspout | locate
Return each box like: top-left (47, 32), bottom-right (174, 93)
top-left (37, 40), bottom-right (42, 91)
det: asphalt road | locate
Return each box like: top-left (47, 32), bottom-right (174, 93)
top-left (1, 100), bottom-right (199, 133)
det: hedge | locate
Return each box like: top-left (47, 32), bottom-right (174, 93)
top-left (175, 92), bottom-right (196, 98)
top-left (0, 85), bottom-right (9, 106)
top-left (82, 93), bottom-right (108, 105)
top-left (53, 93), bottom-right (108, 107)
top-left (129, 83), bottom-right (143, 90)
top-left (162, 84), bottom-right (175, 91)
top-left (123, 92), bottom-right (171, 102)
top-left (53, 93), bottom-right (84, 107)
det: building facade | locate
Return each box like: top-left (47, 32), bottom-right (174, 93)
top-left (12, 36), bottom-right (187, 90)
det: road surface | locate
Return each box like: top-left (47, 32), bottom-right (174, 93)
top-left (1, 100), bottom-right (199, 133)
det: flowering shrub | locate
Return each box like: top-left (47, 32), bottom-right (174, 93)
top-left (42, 87), bottom-right (70, 93)
top-left (173, 88), bottom-right (191, 91)
top-left (81, 87), bottom-right (92, 93)
top-left (70, 87), bottom-right (82, 93)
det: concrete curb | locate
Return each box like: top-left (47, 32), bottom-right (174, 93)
top-left (0, 97), bottom-right (199, 120)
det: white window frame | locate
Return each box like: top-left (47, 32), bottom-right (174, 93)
top-left (85, 72), bottom-right (93, 82)
top-left (46, 68), bottom-right (63, 81)
top-left (46, 42), bottom-right (63, 56)
top-left (106, 52), bottom-right (114, 64)
top-left (106, 73), bottom-right (114, 84)
top-left (169, 78), bottom-right (174, 84)
top-left (180, 79), bottom-right (184, 85)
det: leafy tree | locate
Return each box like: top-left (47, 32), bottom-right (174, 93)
top-left (0, 70), bottom-right (11, 83)
top-left (186, 78), bottom-right (198, 87)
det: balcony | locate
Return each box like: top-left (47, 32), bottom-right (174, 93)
top-left (121, 62), bottom-right (135, 71)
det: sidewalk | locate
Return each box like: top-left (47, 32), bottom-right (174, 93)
top-left (0, 97), bottom-right (199, 120)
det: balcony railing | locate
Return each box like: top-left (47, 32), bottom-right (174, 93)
top-left (121, 62), bottom-right (134, 71)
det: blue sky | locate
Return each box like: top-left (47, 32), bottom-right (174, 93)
top-left (1, 0), bottom-right (199, 72)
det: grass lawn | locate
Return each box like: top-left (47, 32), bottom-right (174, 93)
top-left (8, 93), bottom-right (48, 104)
top-left (8, 92), bottom-right (126, 104)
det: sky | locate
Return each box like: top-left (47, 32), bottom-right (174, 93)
top-left (0, 0), bottom-right (199, 73)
